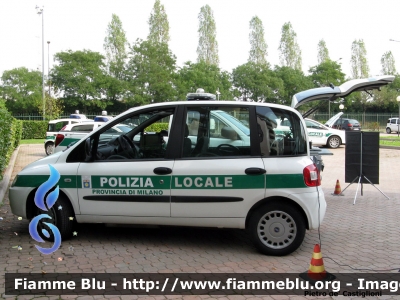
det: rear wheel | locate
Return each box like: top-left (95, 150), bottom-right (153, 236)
top-left (248, 203), bottom-right (306, 256)
top-left (386, 127), bottom-right (391, 134)
top-left (45, 142), bottom-right (54, 156)
top-left (327, 136), bottom-right (341, 148)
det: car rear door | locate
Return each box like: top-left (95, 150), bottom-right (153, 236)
top-left (171, 104), bottom-right (265, 219)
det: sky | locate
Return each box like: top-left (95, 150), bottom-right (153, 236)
top-left (1, 0), bottom-right (400, 80)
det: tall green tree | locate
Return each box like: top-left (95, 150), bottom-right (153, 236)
top-left (317, 39), bottom-right (330, 64)
top-left (248, 16), bottom-right (268, 65)
top-left (381, 51), bottom-right (396, 75)
top-left (176, 61), bottom-right (233, 100)
top-left (278, 22), bottom-right (302, 71)
top-left (232, 62), bottom-right (283, 102)
top-left (197, 5), bottom-right (219, 66)
top-left (103, 14), bottom-right (129, 103)
top-left (148, 0), bottom-right (170, 45)
top-left (51, 50), bottom-right (110, 112)
top-left (126, 39), bottom-right (177, 105)
top-left (350, 39), bottom-right (370, 123)
top-left (0, 67), bottom-right (42, 114)
top-left (350, 39), bottom-right (369, 79)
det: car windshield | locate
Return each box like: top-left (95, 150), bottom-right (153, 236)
top-left (217, 111), bottom-right (250, 136)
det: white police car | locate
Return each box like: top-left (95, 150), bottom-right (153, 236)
top-left (305, 117), bottom-right (346, 148)
top-left (9, 76), bottom-right (394, 256)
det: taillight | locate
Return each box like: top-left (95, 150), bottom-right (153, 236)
top-left (347, 123), bottom-right (353, 127)
top-left (303, 164), bottom-right (321, 187)
top-left (55, 134), bottom-right (65, 147)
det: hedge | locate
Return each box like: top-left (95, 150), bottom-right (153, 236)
top-left (0, 109), bottom-right (22, 181)
top-left (21, 121), bottom-right (47, 139)
top-left (18, 121), bottom-right (169, 140)
top-left (145, 123), bottom-right (169, 132)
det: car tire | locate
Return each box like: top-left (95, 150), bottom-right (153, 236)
top-left (248, 202), bottom-right (306, 256)
top-left (34, 194), bottom-right (75, 241)
top-left (45, 142), bottom-right (54, 156)
top-left (386, 127), bottom-right (391, 134)
top-left (327, 136), bottom-right (341, 149)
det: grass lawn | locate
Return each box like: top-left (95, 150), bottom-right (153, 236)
top-left (20, 139), bottom-right (45, 144)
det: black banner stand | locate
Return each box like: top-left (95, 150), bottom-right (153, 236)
top-left (341, 132), bottom-right (389, 204)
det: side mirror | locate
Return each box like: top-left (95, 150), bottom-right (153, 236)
top-left (221, 126), bottom-right (237, 140)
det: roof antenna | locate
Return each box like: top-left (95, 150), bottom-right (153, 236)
top-left (329, 83), bottom-right (335, 89)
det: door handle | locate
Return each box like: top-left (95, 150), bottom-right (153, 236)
top-left (153, 167), bottom-right (172, 175)
top-left (245, 167), bottom-right (266, 175)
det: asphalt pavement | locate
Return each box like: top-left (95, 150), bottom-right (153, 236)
top-left (1, 144), bottom-right (400, 299)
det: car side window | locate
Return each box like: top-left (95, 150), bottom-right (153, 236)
top-left (182, 106), bottom-right (251, 158)
top-left (92, 108), bottom-right (175, 161)
top-left (70, 124), bottom-right (94, 132)
top-left (256, 106), bottom-right (307, 157)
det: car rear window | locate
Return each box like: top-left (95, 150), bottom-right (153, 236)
top-left (348, 119), bottom-right (359, 125)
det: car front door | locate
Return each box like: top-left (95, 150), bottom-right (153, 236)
top-left (76, 107), bottom-right (176, 217)
top-left (171, 105), bottom-right (265, 219)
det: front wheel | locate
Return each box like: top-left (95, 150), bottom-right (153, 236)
top-left (45, 142), bottom-right (54, 156)
top-left (248, 203), bottom-right (306, 256)
top-left (327, 136), bottom-right (341, 149)
top-left (34, 194), bottom-right (75, 241)
top-left (386, 127), bottom-right (391, 134)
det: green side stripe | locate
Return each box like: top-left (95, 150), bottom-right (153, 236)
top-left (14, 175), bottom-right (81, 188)
top-left (172, 175), bottom-right (264, 189)
top-left (15, 174), bottom-right (307, 189)
top-left (266, 174), bottom-right (306, 189)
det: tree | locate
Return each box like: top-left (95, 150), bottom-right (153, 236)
top-left (309, 60), bottom-right (345, 87)
top-left (381, 51), bottom-right (396, 75)
top-left (274, 66), bottom-right (313, 106)
top-left (350, 39), bottom-right (369, 79)
top-left (148, 0), bottom-right (170, 45)
top-left (350, 39), bottom-right (370, 124)
top-left (176, 61), bottom-right (233, 100)
top-left (197, 5), bottom-right (219, 66)
top-left (0, 67), bottom-right (42, 114)
top-left (37, 94), bottom-right (64, 120)
top-left (248, 16), bottom-right (268, 65)
top-left (232, 62), bottom-right (283, 102)
top-left (51, 50), bottom-right (110, 112)
top-left (309, 60), bottom-right (345, 114)
top-left (103, 14), bottom-right (129, 102)
top-left (126, 39), bottom-right (177, 105)
top-left (317, 39), bottom-right (330, 64)
top-left (278, 22), bottom-right (302, 71)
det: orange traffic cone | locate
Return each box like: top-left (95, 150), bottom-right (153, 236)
top-left (332, 179), bottom-right (343, 196)
top-left (300, 244), bottom-right (335, 283)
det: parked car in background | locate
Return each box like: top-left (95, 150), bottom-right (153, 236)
top-left (45, 117), bottom-right (93, 155)
top-left (324, 112), bottom-right (361, 131)
top-left (54, 122), bottom-right (104, 153)
top-left (386, 117), bottom-right (400, 134)
top-left (305, 118), bottom-right (345, 148)
top-left (54, 122), bottom-right (133, 153)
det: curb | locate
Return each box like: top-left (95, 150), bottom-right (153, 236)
top-left (380, 145), bottom-right (400, 150)
top-left (0, 146), bottom-right (20, 205)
